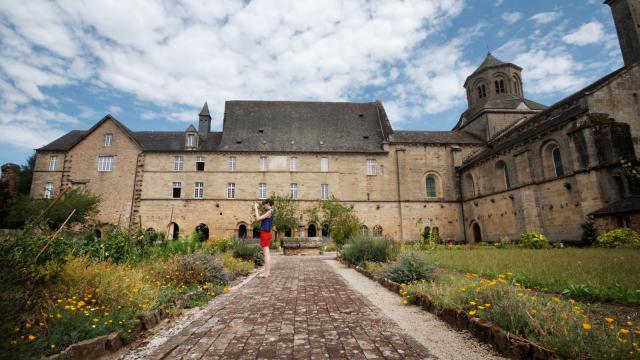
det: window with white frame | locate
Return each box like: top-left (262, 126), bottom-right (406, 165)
top-left (258, 183), bottom-right (267, 199)
top-left (172, 182), bottom-right (182, 198)
top-left (97, 156), bottom-right (114, 171)
top-left (186, 134), bottom-right (196, 147)
top-left (227, 183), bottom-right (236, 199)
top-left (290, 157), bottom-right (297, 172)
top-left (174, 156), bottom-right (184, 171)
top-left (290, 183), bottom-right (298, 199)
top-left (104, 133), bottom-right (113, 147)
top-left (367, 159), bottom-right (377, 176)
top-left (194, 182), bottom-right (203, 199)
top-left (49, 155), bottom-right (58, 171)
top-left (228, 156), bottom-right (236, 171)
top-left (259, 156), bottom-right (267, 171)
top-left (196, 156), bottom-right (205, 171)
top-left (44, 182), bottom-right (53, 199)
top-left (320, 157), bottom-right (328, 172)
top-left (321, 183), bottom-right (329, 200)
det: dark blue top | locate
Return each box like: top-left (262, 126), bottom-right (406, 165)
top-left (260, 209), bottom-right (274, 231)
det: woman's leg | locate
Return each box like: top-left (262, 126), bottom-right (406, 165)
top-left (262, 246), bottom-right (270, 276)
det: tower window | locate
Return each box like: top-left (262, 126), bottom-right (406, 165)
top-left (477, 84), bottom-right (487, 98)
top-left (495, 79), bottom-right (505, 93)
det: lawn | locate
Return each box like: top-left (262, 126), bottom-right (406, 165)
top-left (427, 247), bottom-right (640, 305)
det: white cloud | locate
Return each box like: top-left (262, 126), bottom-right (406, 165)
top-left (562, 21), bottom-right (605, 46)
top-left (0, 0), bottom-right (468, 143)
top-left (495, 0), bottom-right (505, 6)
top-left (529, 11), bottom-right (563, 25)
top-left (502, 12), bottom-right (522, 25)
top-left (108, 105), bottom-right (122, 115)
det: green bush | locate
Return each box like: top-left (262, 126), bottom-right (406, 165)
top-left (222, 255), bottom-right (255, 280)
top-left (321, 241), bottom-right (337, 252)
top-left (596, 227), bottom-right (640, 248)
top-left (231, 240), bottom-right (264, 266)
top-left (341, 235), bottom-right (397, 265)
top-left (202, 238), bottom-right (234, 255)
top-left (519, 230), bottom-right (549, 249)
top-left (384, 253), bottom-right (434, 284)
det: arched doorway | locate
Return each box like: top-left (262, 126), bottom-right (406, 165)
top-left (169, 222), bottom-right (180, 240)
top-left (94, 228), bottom-right (102, 239)
top-left (252, 226), bottom-right (260, 239)
top-left (307, 224), bottom-right (317, 237)
top-left (321, 224), bottom-right (329, 238)
top-left (238, 224), bottom-right (247, 239)
top-left (195, 223), bottom-right (209, 241)
top-left (471, 222), bottom-right (482, 243)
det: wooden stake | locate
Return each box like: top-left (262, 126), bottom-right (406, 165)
top-left (35, 208), bottom-right (76, 261)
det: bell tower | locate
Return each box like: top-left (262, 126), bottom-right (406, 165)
top-left (606, 0), bottom-right (640, 67)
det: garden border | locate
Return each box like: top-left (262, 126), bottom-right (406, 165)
top-left (44, 289), bottom-right (205, 360)
top-left (337, 256), bottom-right (559, 360)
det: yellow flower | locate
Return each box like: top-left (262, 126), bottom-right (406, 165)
top-left (619, 338), bottom-right (628, 344)
top-left (507, 272), bottom-right (513, 276)
top-left (469, 310), bottom-right (477, 316)
top-left (459, 288), bottom-right (466, 292)
top-left (582, 323), bottom-right (592, 330)
top-left (469, 301), bottom-right (476, 305)
top-left (108, 319), bottom-right (113, 324)
top-left (621, 329), bottom-right (630, 334)
top-left (50, 344), bottom-right (56, 349)
top-left (28, 335), bottom-right (35, 342)
top-left (92, 318), bottom-right (99, 323)
top-left (517, 293), bottom-right (524, 297)
top-left (77, 301), bottom-right (85, 307)
top-left (25, 323), bottom-right (31, 328)
top-left (627, 321), bottom-right (633, 326)
top-left (478, 306), bottom-right (485, 310)
top-left (402, 300), bottom-right (408, 305)
top-left (553, 297), bottom-right (560, 302)
top-left (605, 317), bottom-right (615, 323)
top-left (14, 327), bottom-right (19, 333)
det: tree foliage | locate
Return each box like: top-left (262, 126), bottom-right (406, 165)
top-left (8, 188), bottom-right (101, 230)
top-left (305, 196), bottom-right (360, 247)
top-left (250, 193), bottom-right (298, 241)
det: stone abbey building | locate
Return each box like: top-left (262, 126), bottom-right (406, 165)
top-left (31, 0), bottom-right (640, 243)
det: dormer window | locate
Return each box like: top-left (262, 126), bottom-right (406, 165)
top-left (186, 133), bottom-right (196, 148)
top-left (495, 79), bottom-right (505, 94)
top-left (477, 84), bottom-right (487, 99)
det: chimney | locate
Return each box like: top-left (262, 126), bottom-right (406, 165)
top-left (198, 101), bottom-right (211, 135)
top-left (606, 0), bottom-right (640, 67)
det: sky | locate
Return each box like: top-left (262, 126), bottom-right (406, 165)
top-left (0, 0), bottom-right (624, 166)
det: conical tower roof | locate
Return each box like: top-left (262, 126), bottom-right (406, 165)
top-left (199, 101), bottom-right (210, 116)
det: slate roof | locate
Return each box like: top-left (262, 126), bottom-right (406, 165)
top-left (38, 130), bottom-right (87, 151)
top-left (464, 53), bottom-right (522, 86)
top-left (217, 100), bottom-right (391, 153)
top-left (590, 196), bottom-right (640, 216)
top-left (389, 131), bottom-right (484, 145)
top-left (134, 131), bottom-right (223, 151)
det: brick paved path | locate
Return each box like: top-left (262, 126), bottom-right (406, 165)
top-left (148, 256), bottom-right (434, 359)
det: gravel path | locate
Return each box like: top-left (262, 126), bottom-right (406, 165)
top-left (325, 259), bottom-right (506, 360)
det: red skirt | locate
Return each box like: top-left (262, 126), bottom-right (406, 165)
top-left (260, 230), bottom-right (272, 247)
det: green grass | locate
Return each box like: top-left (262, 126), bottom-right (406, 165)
top-left (427, 247), bottom-right (640, 305)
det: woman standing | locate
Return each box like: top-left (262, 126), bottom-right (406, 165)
top-left (254, 199), bottom-right (274, 278)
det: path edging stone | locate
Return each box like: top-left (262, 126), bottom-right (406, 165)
top-left (342, 259), bottom-right (559, 360)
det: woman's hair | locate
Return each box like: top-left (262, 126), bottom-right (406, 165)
top-left (262, 198), bottom-right (274, 206)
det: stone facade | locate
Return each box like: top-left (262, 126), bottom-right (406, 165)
top-left (29, 0), bottom-right (640, 243)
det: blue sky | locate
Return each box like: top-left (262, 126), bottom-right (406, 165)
top-left (0, 0), bottom-right (623, 166)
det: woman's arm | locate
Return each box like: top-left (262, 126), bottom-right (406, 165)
top-left (255, 208), bottom-right (273, 221)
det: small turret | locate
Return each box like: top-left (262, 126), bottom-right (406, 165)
top-left (198, 101), bottom-right (211, 135)
top-left (605, 0), bottom-right (640, 67)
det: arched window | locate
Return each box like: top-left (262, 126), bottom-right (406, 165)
top-left (470, 222), bottom-right (482, 243)
top-left (541, 142), bottom-right (565, 178)
top-left (512, 75), bottom-right (522, 97)
top-left (321, 224), bottom-right (329, 238)
top-left (495, 161), bottom-right (511, 190)
top-left (360, 225), bottom-right (369, 236)
top-left (552, 148), bottom-right (564, 177)
top-left (284, 226), bottom-right (292, 237)
top-left (307, 224), bottom-right (317, 237)
top-left (494, 79), bottom-right (505, 93)
top-left (463, 173), bottom-right (475, 198)
top-left (195, 223), bottom-right (209, 241)
top-left (373, 225), bottom-right (383, 236)
top-left (238, 224), bottom-right (247, 239)
top-left (94, 228), bottom-right (102, 239)
top-left (426, 176), bottom-right (437, 198)
top-left (477, 84), bottom-right (487, 99)
top-left (169, 222), bottom-right (180, 240)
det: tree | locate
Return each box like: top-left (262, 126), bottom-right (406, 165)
top-left (8, 188), bottom-right (101, 230)
top-left (306, 196), bottom-right (361, 247)
top-left (17, 152), bottom-right (36, 196)
top-left (0, 181), bottom-right (9, 228)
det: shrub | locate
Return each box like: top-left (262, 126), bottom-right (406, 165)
top-left (384, 253), bottom-right (434, 284)
top-left (341, 235), bottom-right (397, 265)
top-left (580, 222), bottom-right (597, 247)
top-left (231, 240), bottom-right (264, 266)
top-left (519, 230), bottom-right (549, 249)
top-left (163, 253), bottom-right (228, 286)
top-left (330, 212), bottom-right (361, 248)
top-left (596, 227), bottom-right (640, 248)
top-left (222, 255), bottom-right (255, 280)
top-left (202, 238), bottom-right (234, 255)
